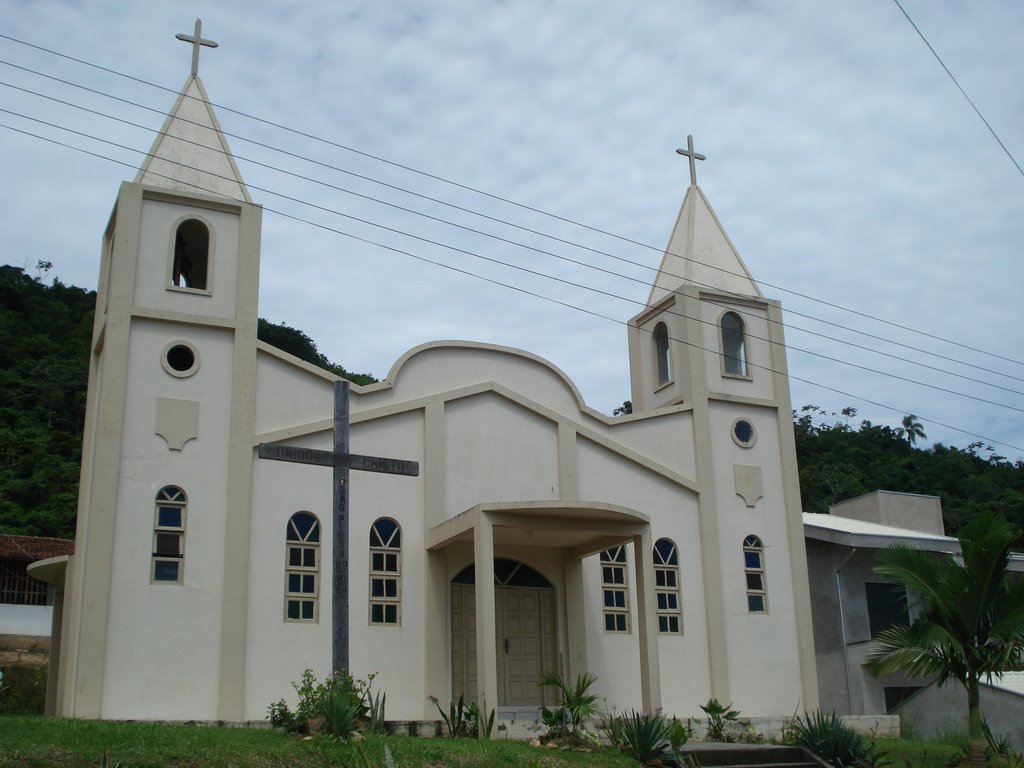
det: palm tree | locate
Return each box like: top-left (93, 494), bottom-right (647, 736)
top-left (897, 414), bottom-right (927, 446)
top-left (866, 513), bottom-right (1024, 766)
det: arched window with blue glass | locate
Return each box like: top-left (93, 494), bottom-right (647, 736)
top-left (369, 518), bottom-right (402, 626)
top-left (285, 512), bottom-right (321, 622)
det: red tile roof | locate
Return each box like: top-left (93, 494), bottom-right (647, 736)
top-left (0, 534), bottom-right (75, 561)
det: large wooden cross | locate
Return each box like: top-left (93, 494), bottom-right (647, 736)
top-left (258, 380), bottom-right (418, 675)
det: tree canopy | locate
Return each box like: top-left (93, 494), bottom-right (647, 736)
top-left (2, 271), bottom-right (1023, 546)
top-left (0, 267), bottom-right (376, 539)
top-left (794, 405), bottom-right (1024, 546)
top-left (866, 513), bottom-right (1024, 765)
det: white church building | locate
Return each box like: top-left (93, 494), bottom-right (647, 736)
top-left (33, 33), bottom-right (818, 724)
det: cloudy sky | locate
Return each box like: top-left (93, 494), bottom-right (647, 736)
top-left (3, 1), bottom-right (1023, 460)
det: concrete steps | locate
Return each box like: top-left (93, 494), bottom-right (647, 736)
top-left (675, 743), bottom-right (831, 767)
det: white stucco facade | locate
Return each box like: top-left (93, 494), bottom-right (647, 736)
top-left (37, 69), bottom-right (818, 725)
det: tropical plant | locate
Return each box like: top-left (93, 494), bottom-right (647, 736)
top-left (866, 512), bottom-right (1024, 767)
top-left (268, 668), bottom-right (380, 738)
top-left (429, 694), bottom-right (489, 739)
top-left (466, 700), bottom-right (496, 739)
top-left (603, 709), bottom-right (692, 765)
top-left (698, 698), bottom-right (740, 742)
top-left (539, 671), bottom-right (602, 740)
top-left (788, 710), bottom-right (884, 767)
top-left (896, 414), bottom-right (927, 446)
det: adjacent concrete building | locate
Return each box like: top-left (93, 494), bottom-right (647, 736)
top-left (805, 490), bottom-right (1024, 750)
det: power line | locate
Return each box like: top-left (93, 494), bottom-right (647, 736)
top-left (3, 117), bottom-right (1022, 455)
top-left (892, 0), bottom-right (1024, 179)
top-left (4, 66), bottom-right (1024, 396)
top-left (6, 104), bottom-right (1024, 415)
top-left (2, 32), bottom-right (1022, 373)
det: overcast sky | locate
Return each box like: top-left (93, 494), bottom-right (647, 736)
top-left (3, 1), bottom-right (1023, 461)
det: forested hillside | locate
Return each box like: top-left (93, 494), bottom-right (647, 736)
top-left (2, 266), bottom-right (1022, 544)
top-left (0, 265), bottom-right (374, 539)
top-left (795, 405), bottom-right (1024, 542)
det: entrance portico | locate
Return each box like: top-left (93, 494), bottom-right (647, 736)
top-left (426, 501), bottom-right (662, 715)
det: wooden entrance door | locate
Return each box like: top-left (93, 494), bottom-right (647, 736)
top-left (450, 560), bottom-right (557, 707)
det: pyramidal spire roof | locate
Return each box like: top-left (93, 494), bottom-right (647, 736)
top-left (646, 178), bottom-right (762, 308)
top-left (133, 73), bottom-right (252, 204)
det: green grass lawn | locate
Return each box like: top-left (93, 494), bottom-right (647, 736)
top-left (0, 716), bottom-right (638, 768)
top-left (2, 717), bottom-right (1021, 768)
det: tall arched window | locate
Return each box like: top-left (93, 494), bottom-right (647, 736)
top-left (721, 312), bottom-right (747, 377)
top-left (742, 535), bottom-right (767, 613)
top-left (172, 218), bottom-right (210, 290)
top-left (285, 512), bottom-right (320, 622)
top-left (153, 486), bottom-right (187, 584)
top-left (653, 538), bottom-right (682, 634)
top-left (369, 518), bottom-right (402, 625)
top-left (653, 322), bottom-right (671, 385)
top-left (600, 546), bottom-right (630, 633)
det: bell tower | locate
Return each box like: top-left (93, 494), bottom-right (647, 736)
top-left (63, 21), bottom-right (263, 720)
top-left (626, 136), bottom-right (818, 711)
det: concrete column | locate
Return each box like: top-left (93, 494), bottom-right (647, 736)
top-left (633, 531), bottom-right (662, 712)
top-left (473, 514), bottom-right (498, 730)
top-left (563, 557), bottom-right (587, 681)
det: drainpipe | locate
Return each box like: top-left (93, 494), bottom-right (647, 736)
top-left (835, 548), bottom-right (857, 715)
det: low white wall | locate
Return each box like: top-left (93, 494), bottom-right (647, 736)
top-left (0, 604), bottom-right (53, 638)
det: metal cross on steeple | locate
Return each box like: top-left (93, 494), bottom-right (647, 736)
top-left (675, 134), bottom-right (706, 187)
top-left (175, 18), bottom-right (219, 76)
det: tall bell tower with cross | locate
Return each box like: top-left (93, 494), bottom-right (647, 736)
top-left (61, 20), bottom-right (267, 720)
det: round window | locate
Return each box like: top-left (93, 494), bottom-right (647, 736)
top-left (732, 418), bottom-right (756, 447)
top-left (161, 341), bottom-right (199, 378)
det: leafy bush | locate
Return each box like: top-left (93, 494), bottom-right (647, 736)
top-left (266, 668), bottom-right (381, 739)
top-left (428, 694), bottom-right (494, 739)
top-left (539, 671), bottom-right (601, 741)
top-left (789, 710), bottom-right (885, 767)
top-left (698, 698), bottom-right (740, 742)
top-left (602, 710), bottom-right (692, 765)
top-left (0, 664), bottom-right (47, 715)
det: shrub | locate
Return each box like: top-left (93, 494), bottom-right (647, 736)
top-left (603, 710), bottom-right (693, 765)
top-left (267, 668), bottom-right (381, 739)
top-left (428, 694), bottom-right (494, 739)
top-left (0, 664), bottom-right (47, 715)
top-left (789, 710), bottom-right (885, 767)
top-left (698, 698), bottom-right (740, 742)
top-left (539, 671), bottom-right (601, 740)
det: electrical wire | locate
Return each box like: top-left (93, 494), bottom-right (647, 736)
top-left (2, 32), bottom-right (1022, 372)
top-left (892, 0), bottom-right (1024, 179)
top-left (4, 68), bottom-right (1024, 397)
top-left (2, 116), bottom-right (1021, 455)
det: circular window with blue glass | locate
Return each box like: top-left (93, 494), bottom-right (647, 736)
top-left (731, 418), bottom-right (756, 448)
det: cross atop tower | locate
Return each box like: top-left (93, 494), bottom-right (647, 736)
top-left (175, 18), bottom-right (219, 77)
top-left (675, 134), bottom-right (706, 187)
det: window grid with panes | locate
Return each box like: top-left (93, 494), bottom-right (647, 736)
top-left (285, 512), bottom-right (320, 622)
top-left (653, 538), bottom-right (683, 634)
top-left (369, 518), bottom-right (401, 626)
top-left (152, 486), bottom-right (187, 584)
top-left (600, 546), bottom-right (630, 633)
top-left (743, 535), bottom-right (767, 612)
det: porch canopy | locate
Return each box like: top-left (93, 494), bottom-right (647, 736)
top-left (426, 501), bottom-right (662, 714)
